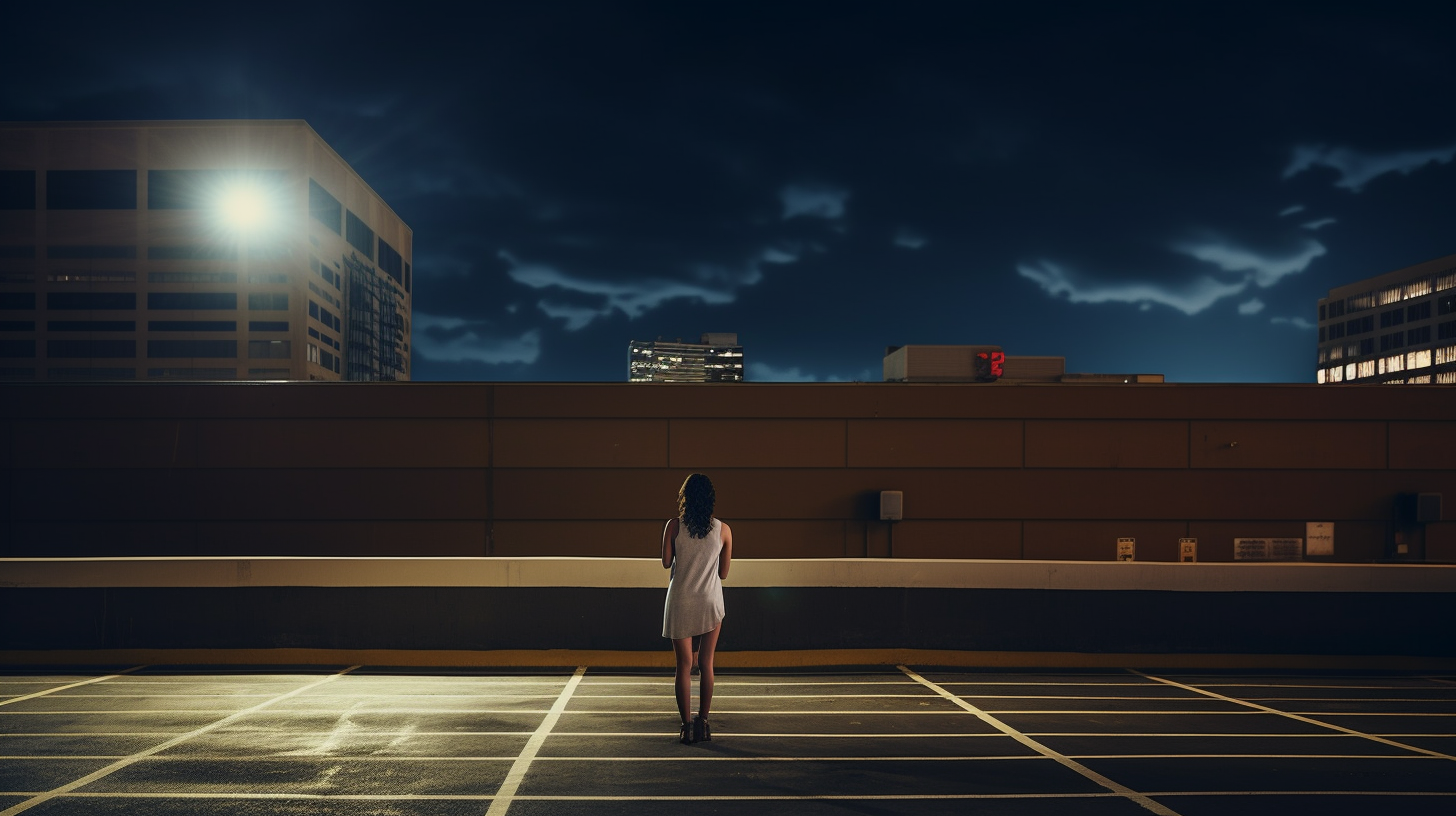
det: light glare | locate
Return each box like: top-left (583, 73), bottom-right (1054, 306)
top-left (216, 183), bottom-right (273, 233)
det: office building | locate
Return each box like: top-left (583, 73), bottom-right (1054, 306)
top-left (0, 120), bottom-right (411, 381)
top-left (1316, 252), bottom-right (1456, 384)
top-left (629, 333), bottom-right (743, 382)
top-left (883, 345), bottom-right (1163, 383)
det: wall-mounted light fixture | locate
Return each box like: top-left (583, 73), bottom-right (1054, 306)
top-left (880, 491), bottom-right (903, 557)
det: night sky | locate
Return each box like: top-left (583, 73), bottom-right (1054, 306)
top-left (5, 2), bottom-right (1454, 383)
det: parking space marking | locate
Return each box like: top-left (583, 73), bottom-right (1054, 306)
top-left (1231, 696), bottom-right (1456, 702)
top-left (1132, 670), bottom-right (1456, 762)
top-left (528, 755), bottom-right (1042, 761)
top-left (0, 756), bottom-right (127, 760)
top-left (39, 693), bottom-right (279, 699)
top-left (582, 679), bottom-right (917, 684)
top-left (0, 666), bottom-right (359, 816)
top-left (2, 708), bottom-right (554, 714)
top-left (0, 669), bottom-right (145, 708)
top-left (571, 693), bottom-right (936, 698)
top-left (1065, 753), bottom-right (1432, 760)
top-left (551, 731), bottom-right (1000, 737)
top-left (1149, 790), bottom-right (1456, 798)
top-left (900, 665), bottom-right (1182, 816)
top-left (25, 791), bottom-right (1133, 803)
top-left (981, 710), bottom-right (1263, 715)
top-left (1025, 732), bottom-right (1401, 737)
top-left (556, 709), bottom-right (965, 715)
top-left (0, 732), bottom-right (183, 737)
top-left (485, 666), bottom-right (585, 816)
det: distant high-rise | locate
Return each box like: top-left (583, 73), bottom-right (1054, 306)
top-left (883, 345), bottom-right (1162, 383)
top-left (0, 120), bottom-right (411, 381)
top-left (629, 333), bottom-right (743, 382)
top-left (1316, 252), bottom-right (1456, 384)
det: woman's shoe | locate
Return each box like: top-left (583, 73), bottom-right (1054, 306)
top-left (693, 717), bottom-right (711, 743)
top-left (679, 721), bottom-right (694, 745)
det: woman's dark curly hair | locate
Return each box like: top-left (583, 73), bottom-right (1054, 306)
top-left (678, 473), bottom-right (716, 539)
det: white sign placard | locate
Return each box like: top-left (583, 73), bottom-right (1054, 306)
top-left (1234, 538), bottom-right (1304, 561)
top-left (1179, 538), bottom-right (1197, 562)
top-left (1306, 522), bottom-right (1334, 556)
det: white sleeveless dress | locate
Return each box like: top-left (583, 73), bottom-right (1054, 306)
top-left (662, 517), bottom-right (726, 639)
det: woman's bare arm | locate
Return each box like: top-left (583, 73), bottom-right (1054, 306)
top-left (718, 522), bottom-right (733, 579)
top-left (661, 517), bottom-right (678, 568)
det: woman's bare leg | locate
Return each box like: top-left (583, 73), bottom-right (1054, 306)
top-left (696, 621), bottom-right (722, 721)
top-left (672, 637), bottom-right (694, 724)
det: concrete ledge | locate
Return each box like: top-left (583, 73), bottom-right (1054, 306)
top-left (6, 556), bottom-right (1456, 592)
top-left (6, 559), bottom-right (1454, 661)
top-left (5, 648), bottom-right (1456, 671)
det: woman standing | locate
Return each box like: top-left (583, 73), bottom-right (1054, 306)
top-left (661, 473), bottom-right (732, 744)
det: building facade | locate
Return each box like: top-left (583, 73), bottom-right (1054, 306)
top-left (883, 345), bottom-right (1163, 383)
top-left (629, 333), bottom-right (743, 382)
top-left (1316, 252), bottom-right (1456, 384)
top-left (0, 121), bottom-right (411, 381)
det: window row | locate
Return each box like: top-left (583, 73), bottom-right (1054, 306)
top-left (309, 279), bottom-right (340, 309)
top-left (307, 326), bottom-right (342, 350)
top-left (0, 170), bottom-right (293, 211)
top-left (309, 299), bottom-right (341, 331)
top-left (1318, 348), bottom-right (1439, 383)
top-left (0, 320), bottom-right (288, 332)
top-left (1321, 269), bottom-right (1456, 321)
top-left (0, 339), bottom-right (294, 358)
top-left (0, 292), bottom-right (293, 311)
top-left (1380, 301), bottom-right (1434, 327)
top-left (0, 367), bottom-right (316, 380)
top-left (0, 245), bottom-right (292, 261)
top-left (1380, 327), bottom-right (1434, 351)
top-left (1318, 338), bottom-right (1375, 363)
top-left (310, 257), bottom-right (342, 290)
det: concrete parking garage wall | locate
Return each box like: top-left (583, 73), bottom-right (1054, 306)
top-left (4, 557), bottom-right (1455, 667)
top-left (2, 381), bottom-right (1454, 562)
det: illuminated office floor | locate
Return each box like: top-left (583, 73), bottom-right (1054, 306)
top-left (2, 665), bottom-right (1455, 815)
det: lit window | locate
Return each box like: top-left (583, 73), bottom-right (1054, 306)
top-left (1344, 363), bottom-right (1356, 381)
top-left (1330, 366), bottom-right (1343, 382)
top-left (1411, 349), bottom-right (1432, 369)
top-left (1317, 368), bottom-right (1326, 384)
top-left (1357, 360), bottom-right (1376, 378)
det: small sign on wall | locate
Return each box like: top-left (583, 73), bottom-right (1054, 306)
top-left (1179, 538), bottom-right (1197, 562)
top-left (1306, 522), bottom-right (1334, 556)
top-left (1234, 538), bottom-right (1304, 561)
top-left (1116, 537), bottom-right (1136, 561)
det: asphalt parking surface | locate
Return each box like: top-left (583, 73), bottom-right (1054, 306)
top-left (3, 665), bottom-right (1455, 815)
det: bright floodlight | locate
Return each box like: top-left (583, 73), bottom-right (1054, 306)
top-left (216, 182), bottom-right (274, 234)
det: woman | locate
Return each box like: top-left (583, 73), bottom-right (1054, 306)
top-left (661, 472), bottom-right (732, 744)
